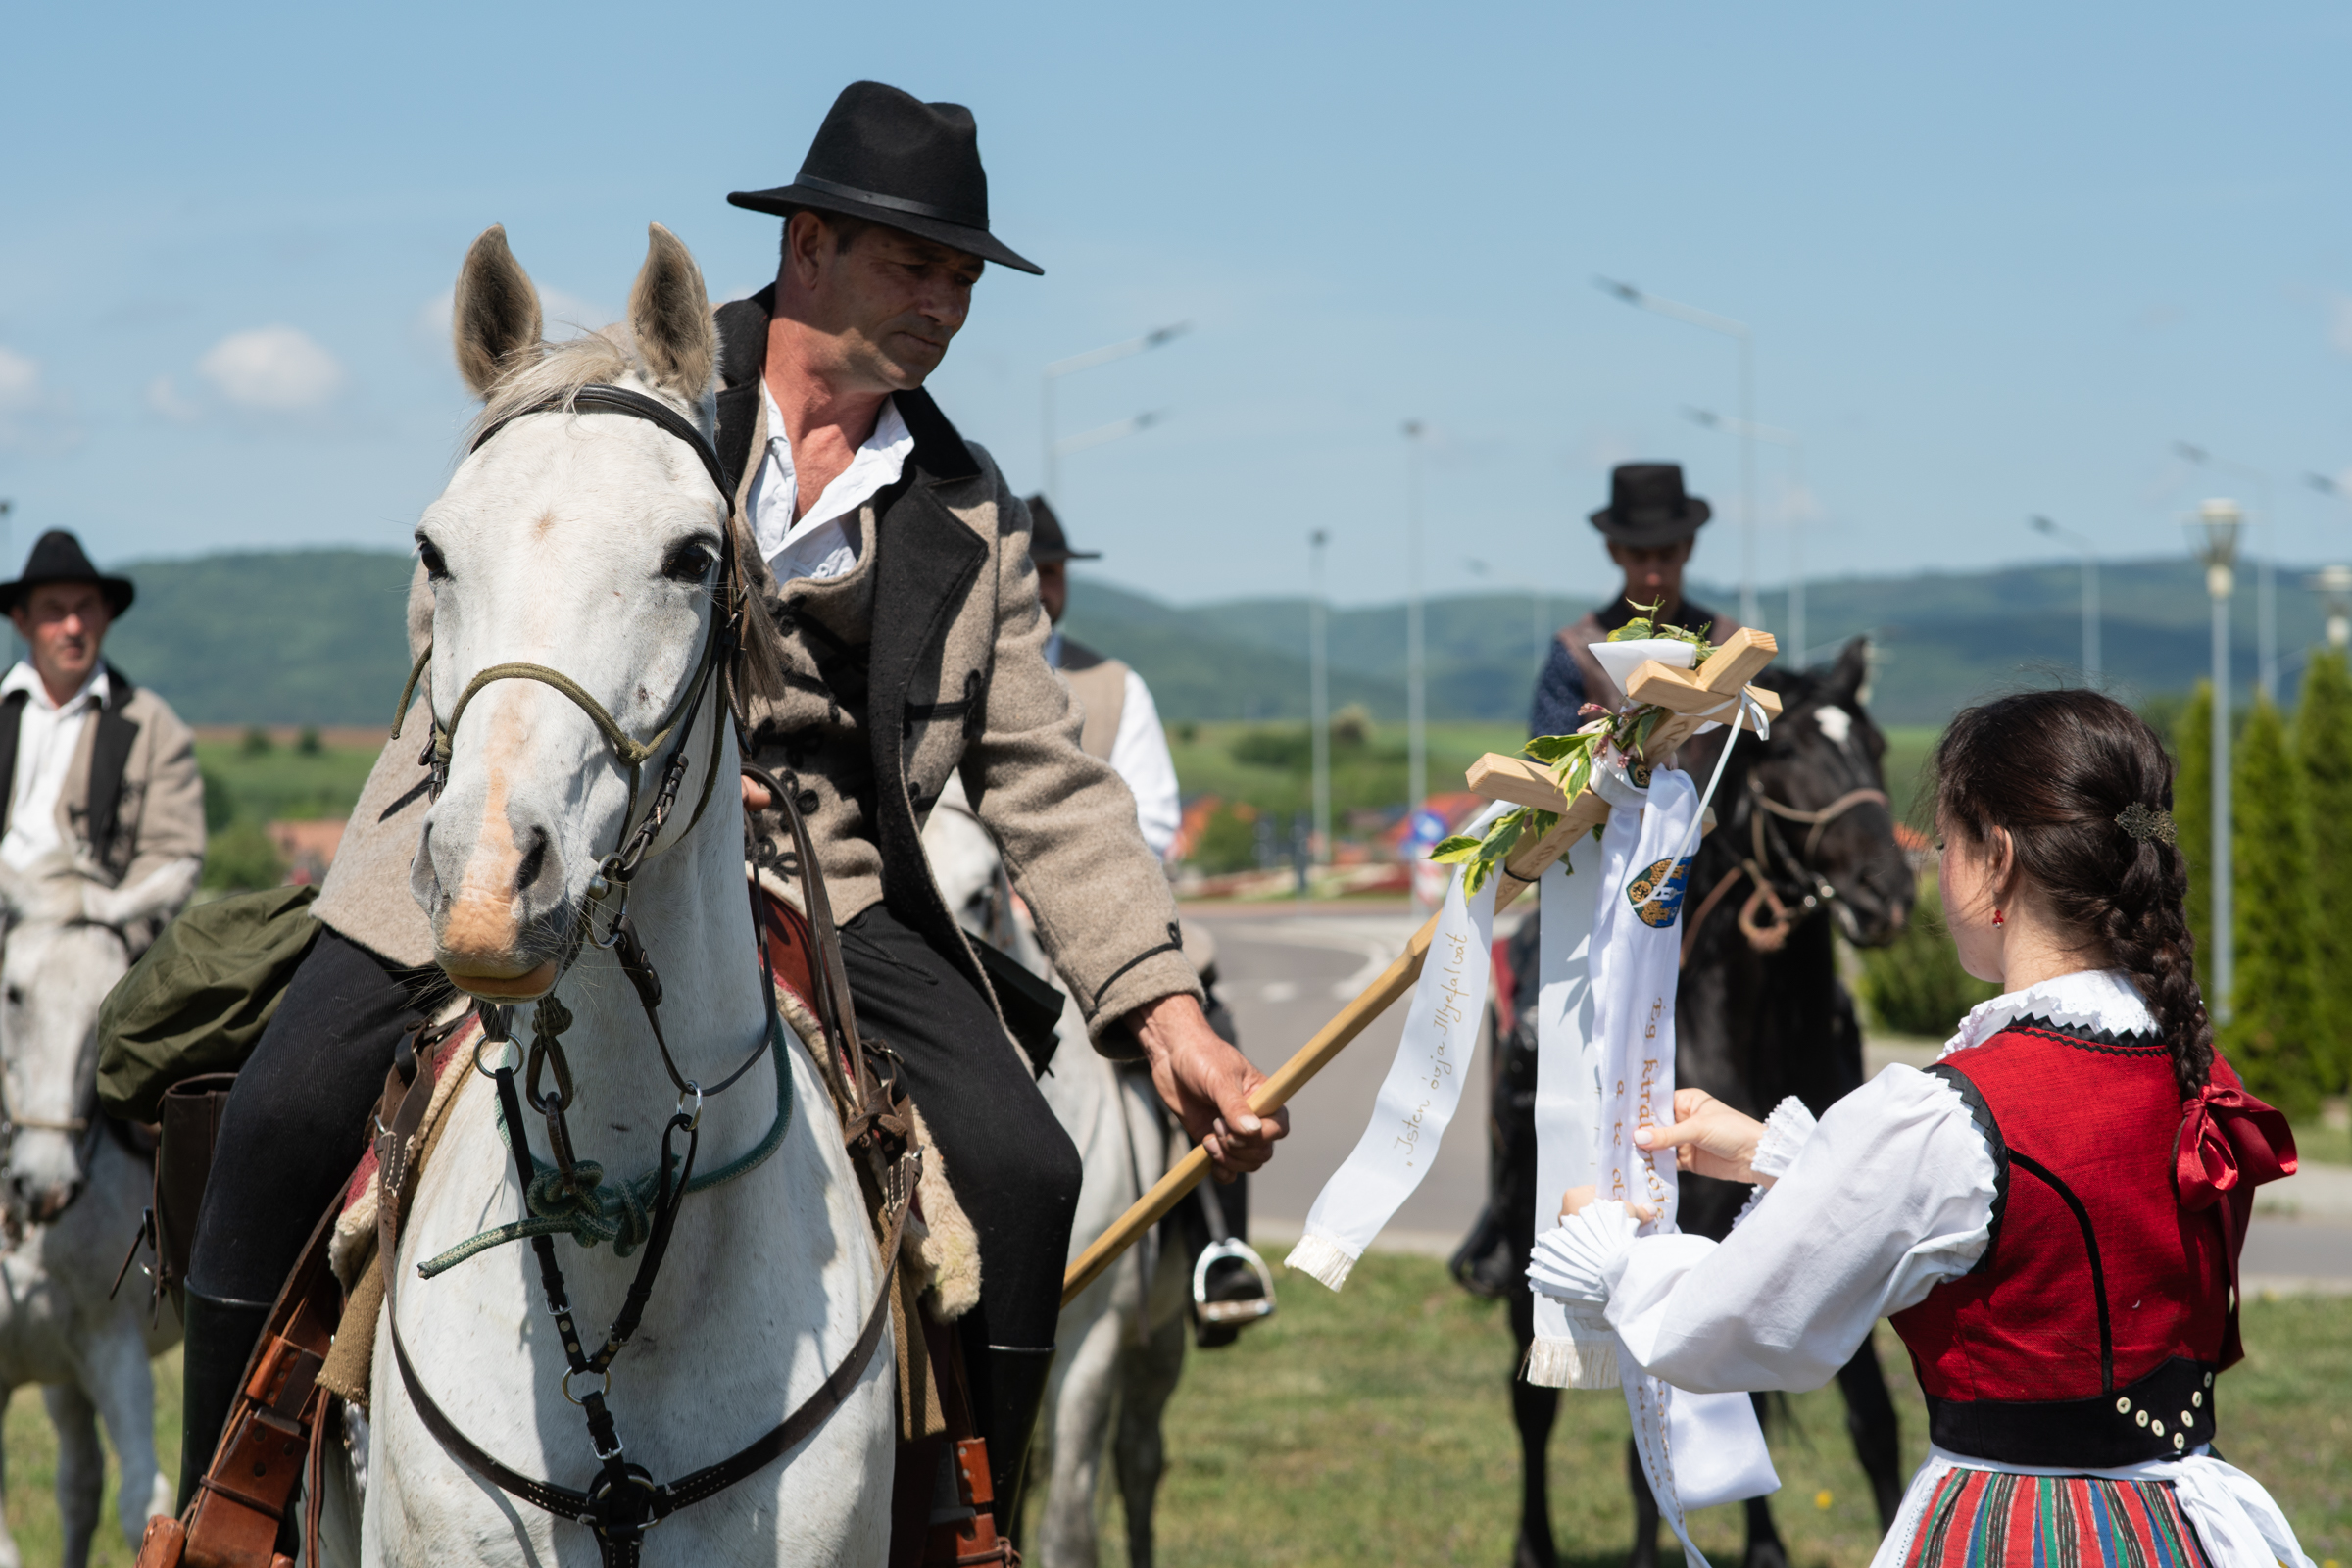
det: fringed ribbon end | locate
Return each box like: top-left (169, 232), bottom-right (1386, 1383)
top-left (1524, 1330), bottom-right (1620, 1389)
top-left (1284, 1232), bottom-right (1359, 1291)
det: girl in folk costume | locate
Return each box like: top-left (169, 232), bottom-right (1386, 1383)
top-left (1530, 690), bottom-right (2311, 1568)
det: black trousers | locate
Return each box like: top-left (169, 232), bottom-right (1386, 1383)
top-left (187, 928), bottom-right (432, 1302)
top-left (835, 904), bottom-right (1083, 1351)
top-left (187, 906), bottom-right (1085, 1353)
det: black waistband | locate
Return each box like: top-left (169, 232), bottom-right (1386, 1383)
top-left (1927, 1357), bottom-right (2217, 1469)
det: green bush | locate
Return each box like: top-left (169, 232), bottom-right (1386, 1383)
top-left (203, 820), bottom-right (285, 892)
top-left (239, 725), bottom-right (272, 757)
top-left (2175, 681), bottom-right (2213, 992)
top-left (1188, 802), bottom-right (1261, 876)
top-left (200, 766), bottom-right (235, 834)
top-left (1856, 876), bottom-right (1998, 1039)
top-left (2226, 697), bottom-right (2324, 1117)
top-left (2297, 650), bottom-right (2352, 1095)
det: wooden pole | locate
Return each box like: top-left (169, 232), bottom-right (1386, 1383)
top-left (1059, 631), bottom-right (1779, 1305)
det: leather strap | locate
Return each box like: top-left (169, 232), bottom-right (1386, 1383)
top-left (172, 1205), bottom-right (344, 1567)
top-left (469, 385), bottom-right (733, 520)
top-left (377, 1010), bottom-right (912, 1564)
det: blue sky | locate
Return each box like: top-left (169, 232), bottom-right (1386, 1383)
top-left (4, 2), bottom-right (2350, 622)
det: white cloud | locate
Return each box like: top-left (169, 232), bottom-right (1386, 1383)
top-left (197, 325), bottom-right (345, 412)
top-left (144, 373), bottom-right (203, 424)
top-left (0, 346), bottom-right (39, 411)
top-left (0, 346), bottom-right (77, 450)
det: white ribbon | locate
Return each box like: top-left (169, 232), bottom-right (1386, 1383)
top-left (1526, 846), bottom-right (1612, 1387)
top-left (1287, 862), bottom-right (1496, 1290)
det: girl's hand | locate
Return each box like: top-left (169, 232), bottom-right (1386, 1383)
top-left (1558, 1184), bottom-right (1657, 1223)
top-left (1633, 1089), bottom-right (1770, 1185)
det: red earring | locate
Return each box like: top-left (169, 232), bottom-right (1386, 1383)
top-left (1992, 907), bottom-right (2004, 927)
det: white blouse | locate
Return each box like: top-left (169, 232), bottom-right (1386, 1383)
top-left (1526, 968), bottom-right (2314, 1568)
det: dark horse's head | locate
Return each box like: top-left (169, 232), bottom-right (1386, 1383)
top-left (1695, 636), bottom-right (1914, 950)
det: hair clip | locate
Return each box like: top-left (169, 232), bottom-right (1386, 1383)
top-left (2116, 802), bottom-right (2177, 846)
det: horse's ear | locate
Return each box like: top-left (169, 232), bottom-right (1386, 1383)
top-left (1824, 637), bottom-right (1871, 704)
top-left (628, 223), bottom-right (715, 405)
top-left (453, 225), bottom-right (544, 399)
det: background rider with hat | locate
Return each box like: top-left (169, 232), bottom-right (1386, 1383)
top-left (1529, 462), bottom-right (1742, 737)
top-left (178, 80), bottom-right (1283, 1530)
top-left (1028, 494), bottom-right (1181, 856)
top-left (0, 529), bottom-right (203, 946)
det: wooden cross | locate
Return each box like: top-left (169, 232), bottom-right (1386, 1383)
top-left (1060, 629), bottom-right (1782, 1303)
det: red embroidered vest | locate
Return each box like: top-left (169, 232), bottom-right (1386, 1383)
top-left (1887, 1022), bottom-right (2251, 1468)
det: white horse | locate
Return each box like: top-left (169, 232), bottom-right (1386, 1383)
top-left (0, 855), bottom-right (197, 1567)
top-left (922, 788), bottom-right (1194, 1568)
top-left (352, 224), bottom-right (894, 1565)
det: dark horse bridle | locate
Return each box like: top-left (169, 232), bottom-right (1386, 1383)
top-left (374, 384), bottom-right (917, 1567)
top-left (1678, 720), bottom-right (1889, 967)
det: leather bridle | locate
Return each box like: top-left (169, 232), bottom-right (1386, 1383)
top-left (1680, 766), bottom-right (1889, 967)
top-left (374, 384), bottom-right (918, 1566)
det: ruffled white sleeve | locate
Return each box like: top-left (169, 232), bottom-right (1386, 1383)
top-left (1539, 1065), bottom-right (1999, 1396)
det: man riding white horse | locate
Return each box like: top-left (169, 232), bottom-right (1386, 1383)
top-left (178, 80), bottom-right (1285, 1533)
top-left (0, 530), bottom-right (204, 966)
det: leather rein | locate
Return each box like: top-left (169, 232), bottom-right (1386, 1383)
top-left (373, 384), bottom-right (918, 1566)
top-left (1679, 774), bottom-right (1889, 967)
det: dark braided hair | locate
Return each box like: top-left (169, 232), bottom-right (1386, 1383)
top-left (1932, 689), bottom-right (2213, 1098)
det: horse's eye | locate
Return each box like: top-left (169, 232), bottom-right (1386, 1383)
top-left (4, 986), bottom-right (22, 1007)
top-left (661, 540), bottom-right (717, 584)
top-left (417, 539), bottom-right (451, 581)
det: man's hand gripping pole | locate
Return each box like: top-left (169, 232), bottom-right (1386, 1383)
top-left (1060, 630), bottom-right (1780, 1305)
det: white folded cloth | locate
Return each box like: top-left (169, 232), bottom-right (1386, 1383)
top-left (1527, 1199), bottom-right (1643, 1304)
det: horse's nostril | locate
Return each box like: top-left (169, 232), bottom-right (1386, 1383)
top-left (516, 829), bottom-right (549, 893)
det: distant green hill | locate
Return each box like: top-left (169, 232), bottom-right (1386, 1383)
top-left (102, 550), bottom-right (415, 726)
top-left (79, 547), bottom-right (2315, 731)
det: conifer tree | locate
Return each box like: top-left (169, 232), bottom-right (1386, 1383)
top-left (2226, 697), bottom-right (2322, 1117)
top-left (2297, 650), bottom-right (2352, 1094)
top-left (2173, 682), bottom-right (2213, 994)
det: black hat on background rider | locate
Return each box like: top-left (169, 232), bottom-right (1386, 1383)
top-left (0, 530), bottom-right (136, 617)
top-left (1586, 463), bottom-right (1713, 550)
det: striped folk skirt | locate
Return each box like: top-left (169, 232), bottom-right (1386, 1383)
top-left (1901, 1466), bottom-right (2214, 1568)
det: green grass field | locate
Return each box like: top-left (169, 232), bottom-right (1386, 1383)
top-left (9, 1257), bottom-right (2343, 1566)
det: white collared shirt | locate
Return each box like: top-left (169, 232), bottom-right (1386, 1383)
top-left (748, 378), bottom-right (913, 583)
top-left (0, 661), bottom-right (110, 872)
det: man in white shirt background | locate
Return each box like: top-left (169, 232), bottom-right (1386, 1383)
top-left (1027, 495), bottom-right (1182, 858)
top-left (0, 530), bottom-right (203, 948)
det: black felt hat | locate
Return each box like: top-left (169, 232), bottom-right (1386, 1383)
top-left (1025, 495), bottom-right (1099, 564)
top-left (728, 81), bottom-right (1043, 275)
top-left (1588, 464), bottom-right (1713, 548)
top-left (0, 531), bottom-right (133, 617)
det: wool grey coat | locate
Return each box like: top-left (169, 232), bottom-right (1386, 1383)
top-left (314, 289), bottom-right (1198, 1049)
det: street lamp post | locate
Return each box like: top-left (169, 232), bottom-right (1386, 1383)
top-left (2310, 565), bottom-right (2352, 650)
top-left (1040, 323), bottom-right (1188, 502)
top-left (1403, 421), bottom-right (1427, 829)
top-left (1309, 530), bottom-right (1332, 867)
top-left (1689, 407), bottom-right (1802, 658)
top-left (1598, 278), bottom-right (1758, 629)
top-left (2028, 515), bottom-right (2101, 685)
top-left (2193, 499), bottom-right (2244, 1026)
top-left (2178, 443), bottom-right (2276, 702)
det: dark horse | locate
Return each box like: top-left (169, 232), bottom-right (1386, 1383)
top-left (1452, 639), bottom-right (1918, 1568)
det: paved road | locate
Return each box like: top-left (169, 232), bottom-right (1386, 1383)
top-left (1188, 901), bottom-right (2352, 1292)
